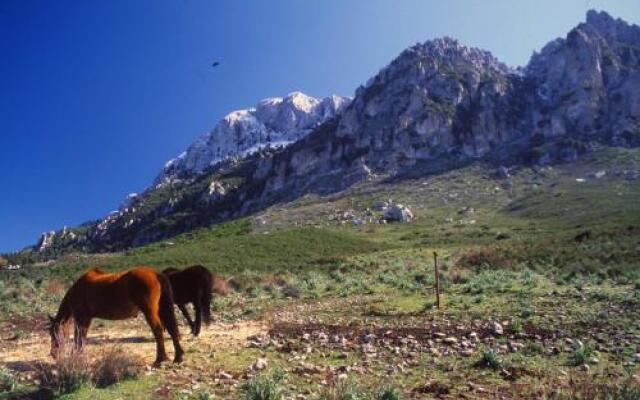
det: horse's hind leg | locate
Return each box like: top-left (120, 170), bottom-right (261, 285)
top-left (201, 288), bottom-right (213, 326)
top-left (177, 303), bottom-right (195, 334)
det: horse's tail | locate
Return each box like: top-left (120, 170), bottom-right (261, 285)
top-left (157, 273), bottom-right (180, 339)
top-left (202, 271), bottom-right (213, 325)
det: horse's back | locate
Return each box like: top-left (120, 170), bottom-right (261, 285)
top-left (165, 265), bottom-right (211, 304)
top-left (77, 266), bottom-right (164, 319)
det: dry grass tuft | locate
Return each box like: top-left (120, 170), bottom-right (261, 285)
top-left (92, 346), bottom-right (143, 388)
top-left (457, 247), bottom-right (513, 270)
top-left (43, 279), bottom-right (66, 297)
top-left (36, 333), bottom-right (142, 395)
top-left (212, 274), bottom-right (232, 296)
top-left (36, 341), bottom-right (91, 395)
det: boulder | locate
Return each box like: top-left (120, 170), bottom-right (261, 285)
top-left (496, 166), bottom-right (510, 179)
top-left (384, 204), bottom-right (414, 223)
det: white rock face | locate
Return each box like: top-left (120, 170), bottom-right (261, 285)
top-left (37, 231), bottom-right (56, 252)
top-left (157, 92), bottom-right (350, 183)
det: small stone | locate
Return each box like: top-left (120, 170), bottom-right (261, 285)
top-left (491, 322), bottom-right (504, 336)
top-left (362, 333), bottom-right (376, 343)
top-left (443, 337), bottom-right (458, 345)
top-left (460, 348), bottom-right (474, 357)
top-left (251, 357), bottom-right (268, 371)
top-left (217, 370), bottom-right (233, 380)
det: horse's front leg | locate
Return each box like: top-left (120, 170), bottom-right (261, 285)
top-left (74, 317), bottom-right (91, 351)
top-left (143, 312), bottom-right (167, 367)
top-left (193, 301), bottom-right (202, 336)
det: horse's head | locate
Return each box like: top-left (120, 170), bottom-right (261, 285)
top-left (46, 314), bottom-right (62, 358)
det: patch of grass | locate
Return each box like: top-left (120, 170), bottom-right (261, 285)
top-left (241, 370), bottom-right (284, 400)
top-left (375, 384), bottom-right (404, 400)
top-left (568, 341), bottom-right (598, 366)
top-left (474, 348), bottom-right (503, 370)
top-left (320, 379), bottom-right (366, 400)
top-left (0, 367), bottom-right (18, 393)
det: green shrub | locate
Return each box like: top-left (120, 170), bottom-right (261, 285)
top-left (474, 348), bottom-right (503, 370)
top-left (568, 341), bottom-right (598, 366)
top-left (320, 379), bottom-right (365, 400)
top-left (375, 384), bottom-right (404, 400)
top-left (241, 371), bottom-right (284, 400)
top-left (0, 367), bottom-right (17, 393)
top-left (211, 296), bottom-right (229, 312)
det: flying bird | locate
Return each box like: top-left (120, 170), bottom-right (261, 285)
top-left (211, 61), bottom-right (220, 68)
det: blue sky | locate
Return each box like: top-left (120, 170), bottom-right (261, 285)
top-left (1, 0), bottom-right (638, 253)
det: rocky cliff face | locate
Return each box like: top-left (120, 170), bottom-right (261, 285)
top-left (526, 10), bottom-right (640, 150)
top-left (243, 10), bottom-right (640, 205)
top-left (34, 10), bottom-right (640, 255)
top-left (157, 92), bottom-right (350, 183)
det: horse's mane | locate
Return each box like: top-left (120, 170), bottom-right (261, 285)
top-left (85, 266), bottom-right (106, 275)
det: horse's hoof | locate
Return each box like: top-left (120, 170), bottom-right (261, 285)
top-left (174, 354), bottom-right (184, 364)
top-left (153, 357), bottom-right (168, 368)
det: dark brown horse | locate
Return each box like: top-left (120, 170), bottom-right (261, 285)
top-left (47, 266), bottom-right (184, 367)
top-left (162, 265), bottom-right (213, 336)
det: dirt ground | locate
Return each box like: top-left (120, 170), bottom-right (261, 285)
top-left (0, 314), bottom-right (267, 382)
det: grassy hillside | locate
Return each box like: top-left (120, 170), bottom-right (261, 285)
top-left (1, 148), bottom-right (640, 399)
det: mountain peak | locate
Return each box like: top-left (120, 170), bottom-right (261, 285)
top-left (586, 9), bottom-right (615, 26)
top-left (405, 36), bottom-right (511, 74)
top-left (157, 92), bottom-right (350, 183)
top-left (583, 8), bottom-right (640, 45)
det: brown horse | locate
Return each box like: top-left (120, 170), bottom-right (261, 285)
top-left (162, 265), bottom-right (213, 336)
top-left (47, 266), bottom-right (184, 367)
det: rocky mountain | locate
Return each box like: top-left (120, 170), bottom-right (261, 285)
top-left (157, 92), bottom-right (350, 183)
top-left (33, 10), bottom-right (640, 255)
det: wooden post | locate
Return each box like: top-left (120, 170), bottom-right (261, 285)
top-left (434, 251), bottom-right (440, 309)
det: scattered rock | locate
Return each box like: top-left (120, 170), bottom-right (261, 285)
top-left (490, 321), bottom-right (504, 336)
top-left (216, 370), bottom-right (233, 380)
top-left (250, 357), bottom-right (268, 371)
top-left (496, 166), bottom-right (511, 179)
top-left (362, 333), bottom-right (376, 343)
top-left (372, 201), bottom-right (389, 211)
top-left (443, 337), bottom-right (458, 345)
top-left (384, 204), bottom-right (414, 223)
